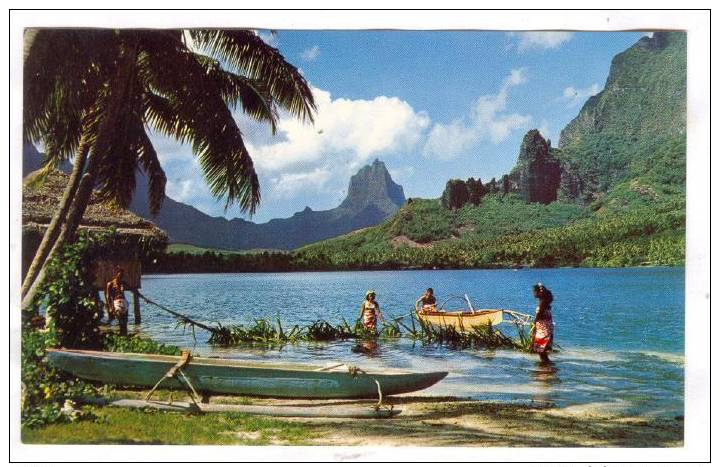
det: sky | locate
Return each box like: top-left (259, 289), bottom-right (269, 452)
top-left (151, 30), bottom-right (649, 222)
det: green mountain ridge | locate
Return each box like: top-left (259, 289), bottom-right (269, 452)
top-left (290, 32), bottom-right (686, 270)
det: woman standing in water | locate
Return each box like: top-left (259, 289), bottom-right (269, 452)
top-left (359, 290), bottom-right (384, 330)
top-left (531, 283), bottom-right (554, 363)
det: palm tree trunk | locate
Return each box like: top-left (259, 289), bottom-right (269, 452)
top-left (20, 154), bottom-right (100, 311)
top-left (21, 136), bottom-right (89, 299)
top-left (21, 38), bottom-right (140, 311)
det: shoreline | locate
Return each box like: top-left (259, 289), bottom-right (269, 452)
top-left (22, 391), bottom-right (684, 447)
top-left (142, 264), bottom-right (685, 276)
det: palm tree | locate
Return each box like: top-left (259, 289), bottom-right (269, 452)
top-left (22, 29), bottom-right (315, 309)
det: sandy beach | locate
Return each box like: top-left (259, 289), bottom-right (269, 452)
top-left (23, 391), bottom-right (684, 447)
top-left (234, 396), bottom-right (684, 447)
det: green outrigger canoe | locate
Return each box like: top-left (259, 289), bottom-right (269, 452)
top-left (47, 349), bottom-right (448, 399)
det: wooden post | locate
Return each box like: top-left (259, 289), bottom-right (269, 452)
top-left (133, 289), bottom-right (141, 324)
top-left (96, 290), bottom-right (105, 321)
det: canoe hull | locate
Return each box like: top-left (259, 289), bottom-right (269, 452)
top-left (417, 309), bottom-right (504, 330)
top-left (47, 349), bottom-right (447, 399)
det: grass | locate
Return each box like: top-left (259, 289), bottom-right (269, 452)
top-left (21, 406), bottom-right (314, 445)
top-left (20, 397), bottom-right (683, 447)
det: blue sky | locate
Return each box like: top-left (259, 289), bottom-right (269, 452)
top-left (153, 30), bottom-right (648, 222)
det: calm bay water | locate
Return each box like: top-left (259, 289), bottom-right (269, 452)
top-left (134, 267), bottom-right (684, 417)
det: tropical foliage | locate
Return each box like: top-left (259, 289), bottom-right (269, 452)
top-left (22, 326), bottom-right (182, 428)
top-left (21, 328), bottom-right (102, 428)
top-left (25, 230), bottom-right (108, 349)
top-left (22, 28), bottom-right (315, 309)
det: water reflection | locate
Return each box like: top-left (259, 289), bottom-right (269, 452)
top-left (529, 361), bottom-right (561, 405)
top-left (352, 339), bottom-right (380, 357)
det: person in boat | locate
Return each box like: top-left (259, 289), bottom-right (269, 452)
top-left (105, 266), bottom-right (129, 335)
top-left (359, 290), bottom-right (384, 330)
top-left (415, 288), bottom-right (437, 313)
top-left (531, 282), bottom-right (554, 363)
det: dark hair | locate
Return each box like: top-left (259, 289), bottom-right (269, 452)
top-left (426, 288), bottom-right (434, 294)
top-left (533, 283), bottom-right (553, 304)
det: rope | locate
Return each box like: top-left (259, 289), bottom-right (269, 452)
top-left (135, 291), bottom-right (216, 333)
top-left (144, 350), bottom-right (201, 406)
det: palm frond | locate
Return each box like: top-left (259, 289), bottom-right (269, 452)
top-left (24, 29), bottom-right (120, 155)
top-left (194, 53), bottom-right (278, 132)
top-left (138, 32), bottom-right (260, 213)
top-left (136, 130), bottom-right (167, 215)
top-left (188, 29), bottom-right (315, 123)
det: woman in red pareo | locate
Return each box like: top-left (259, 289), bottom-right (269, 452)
top-left (531, 283), bottom-right (554, 363)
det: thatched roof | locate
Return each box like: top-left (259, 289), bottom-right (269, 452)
top-left (22, 169), bottom-right (167, 246)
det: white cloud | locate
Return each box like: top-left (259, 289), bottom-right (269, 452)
top-left (150, 84), bottom-right (431, 218)
top-left (269, 167), bottom-right (333, 200)
top-left (561, 83), bottom-right (601, 107)
top-left (507, 32), bottom-right (574, 52)
top-left (422, 68), bottom-right (531, 159)
top-left (249, 87), bottom-right (430, 173)
top-left (300, 45), bottom-right (320, 62)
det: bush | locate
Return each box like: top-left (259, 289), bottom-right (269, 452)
top-left (21, 328), bottom-right (100, 428)
top-left (27, 231), bottom-right (111, 349)
top-left (103, 333), bottom-right (181, 356)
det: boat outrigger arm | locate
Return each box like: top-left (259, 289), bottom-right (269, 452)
top-left (145, 350), bottom-right (204, 408)
top-left (502, 310), bottom-right (534, 326)
top-left (141, 352), bottom-right (394, 414)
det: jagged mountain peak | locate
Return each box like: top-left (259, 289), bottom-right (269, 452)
top-left (339, 159), bottom-right (406, 214)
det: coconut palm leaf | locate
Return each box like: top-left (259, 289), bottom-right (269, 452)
top-left (195, 54), bottom-right (279, 132)
top-left (137, 32), bottom-right (260, 212)
top-left (188, 29), bottom-right (315, 123)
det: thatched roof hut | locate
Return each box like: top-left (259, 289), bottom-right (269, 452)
top-left (23, 169), bottom-right (168, 291)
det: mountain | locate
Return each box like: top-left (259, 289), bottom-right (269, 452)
top-left (510, 130), bottom-right (562, 204)
top-left (22, 143), bottom-right (406, 251)
top-left (556, 31), bottom-right (686, 205)
top-left (22, 144), bottom-right (52, 176)
top-left (129, 159), bottom-right (405, 250)
top-left (293, 32), bottom-right (686, 269)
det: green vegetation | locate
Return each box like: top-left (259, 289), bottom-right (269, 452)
top-left (22, 407), bottom-right (313, 445)
top-left (21, 326), bottom-right (182, 428)
top-left (21, 328), bottom-right (102, 428)
top-left (558, 32), bottom-right (686, 203)
top-left (144, 192), bottom-right (682, 272)
top-left (174, 312), bottom-right (531, 351)
top-left (103, 333), bottom-right (181, 356)
top-left (144, 249), bottom-right (296, 274)
top-left (28, 230), bottom-right (106, 349)
top-left (166, 243), bottom-right (276, 256)
top-left (388, 196), bottom-right (585, 243)
top-left (296, 199), bottom-right (683, 269)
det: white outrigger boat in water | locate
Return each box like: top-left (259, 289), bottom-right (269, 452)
top-left (415, 294), bottom-right (533, 331)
